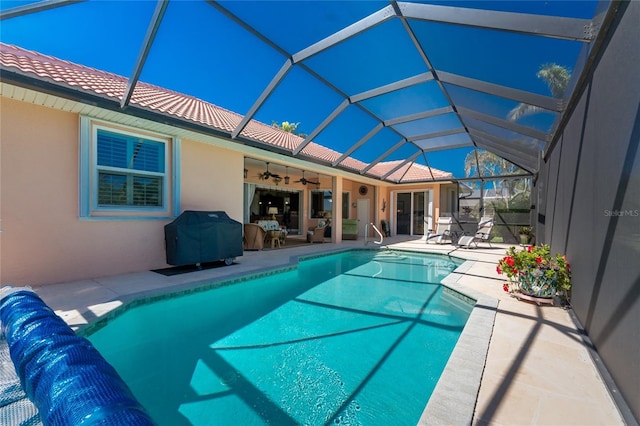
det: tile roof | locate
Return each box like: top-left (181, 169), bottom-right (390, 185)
top-left (0, 43), bottom-right (452, 182)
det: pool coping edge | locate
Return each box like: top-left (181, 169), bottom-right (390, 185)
top-left (418, 259), bottom-right (498, 425)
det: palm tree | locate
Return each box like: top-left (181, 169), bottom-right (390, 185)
top-left (271, 121), bottom-right (308, 138)
top-left (464, 149), bottom-right (528, 208)
top-left (464, 149), bottom-right (518, 180)
top-left (508, 63), bottom-right (571, 121)
top-left (272, 121), bottom-right (300, 133)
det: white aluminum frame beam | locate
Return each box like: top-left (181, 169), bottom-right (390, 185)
top-left (469, 130), bottom-right (538, 172)
top-left (457, 106), bottom-right (550, 142)
top-left (408, 127), bottom-right (465, 142)
top-left (332, 123), bottom-right (383, 166)
top-left (293, 99), bottom-right (350, 156)
top-left (474, 139), bottom-right (537, 174)
top-left (421, 152), bottom-right (436, 181)
top-left (398, 2), bottom-right (594, 42)
top-left (392, 0), bottom-right (479, 170)
top-left (292, 5), bottom-right (396, 63)
top-left (121, 0), bottom-right (168, 109)
top-left (384, 106), bottom-right (453, 126)
top-left (468, 127), bottom-right (540, 160)
top-left (0, 0), bottom-right (81, 20)
top-left (361, 139), bottom-right (407, 174)
top-left (417, 140), bottom-right (472, 152)
top-left (438, 71), bottom-right (563, 111)
top-left (231, 59), bottom-right (293, 139)
top-left (349, 72), bottom-right (433, 103)
top-left (382, 151), bottom-right (422, 180)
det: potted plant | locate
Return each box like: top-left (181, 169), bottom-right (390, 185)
top-left (497, 244), bottom-right (571, 304)
top-left (518, 226), bottom-right (534, 244)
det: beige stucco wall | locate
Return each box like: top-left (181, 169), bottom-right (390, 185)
top-left (0, 98), bottom-right (243, 286)
top-left (180, 138), bottom-right (243, 220)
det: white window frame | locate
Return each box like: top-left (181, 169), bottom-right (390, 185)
top-left (79, 116), bottom-right (181, 219)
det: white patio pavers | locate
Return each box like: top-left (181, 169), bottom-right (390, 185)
top-left (27, 236), bottom-right (623, 425)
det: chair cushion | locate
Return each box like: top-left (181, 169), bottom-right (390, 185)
top-left (257, 220), bottom-right (281, 231)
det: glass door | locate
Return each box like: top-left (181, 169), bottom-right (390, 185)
top-left (394, 191), bottom-right (432, 236)
top-left (396, 192), bottom-right (411, 234)
top-left (413, 192), bottom-right (425, 235)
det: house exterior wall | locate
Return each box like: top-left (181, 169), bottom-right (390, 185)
top-left (180, 138), bottom-right (243, 218)
top-left (0, 98), bottom-right (243, 286)
top-left (536, 2), bottom-right (639, 420)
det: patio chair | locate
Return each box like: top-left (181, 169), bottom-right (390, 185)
top-left (456, 217), bottom-right (494, 249)
top-left (243, 223), bottom-right (266, 250)
top-left (426, 217), bottom-right (453, 244)
top-left (307, 221), bottom-right (329, 243)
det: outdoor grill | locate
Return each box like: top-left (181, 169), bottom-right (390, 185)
top-left (164, 210), bottom-right (242, 267)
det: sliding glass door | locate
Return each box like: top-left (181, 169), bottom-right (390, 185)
top-left (394, 190), bottom-right (432, 236)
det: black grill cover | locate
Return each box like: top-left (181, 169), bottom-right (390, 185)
top-left (164, 211), bottom-right (243, 266)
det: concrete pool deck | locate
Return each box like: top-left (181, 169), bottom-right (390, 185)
top-left (28, 236), bottom-right (624, 425)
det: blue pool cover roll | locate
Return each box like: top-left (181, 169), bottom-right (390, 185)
top-left (0, 289), bottom-right (155, 426)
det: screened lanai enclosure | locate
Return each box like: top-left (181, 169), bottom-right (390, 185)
top-left (1, 0), bottom-right (639, 423)
top-left (0, 1), bottom-right (612, 237)
top-left (0, 0), bottom-right (606, 183)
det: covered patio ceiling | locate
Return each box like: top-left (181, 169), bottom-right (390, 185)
top-left (0, 0), bottom-right (615, 183)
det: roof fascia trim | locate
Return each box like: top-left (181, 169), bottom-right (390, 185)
top-left (0, 70), bottom-right (297, 156)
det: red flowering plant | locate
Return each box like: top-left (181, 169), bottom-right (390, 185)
top-left (497, 244), bottom-right (571, 298)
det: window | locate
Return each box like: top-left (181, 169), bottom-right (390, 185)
top-left (310, 190), bottom-right (350, 219)
top-left (342, 192), bottom-right (350, 219)
top-left (80, 117), bottom-right (179, 218)
top-left (310, 190), bottom-right (332, 218)
top-left (96, 129), bottom-right (165, 207)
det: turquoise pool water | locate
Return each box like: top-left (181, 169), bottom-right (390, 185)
top-left (88, 250), bottom-right (472, 425)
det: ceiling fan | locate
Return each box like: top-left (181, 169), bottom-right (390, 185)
top-left (295, 171), bottom-right (320, 186)
top-left (258, 162), bottom-right (281, 180)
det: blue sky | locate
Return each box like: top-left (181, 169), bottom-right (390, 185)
top-left (0, 0), bottom-right (597, 178)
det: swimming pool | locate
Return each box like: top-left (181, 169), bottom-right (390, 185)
top-left (87, 250), bottom-right (473, 425)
